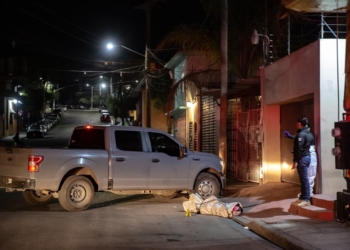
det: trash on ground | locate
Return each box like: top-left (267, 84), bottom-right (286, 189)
top-left (182, 193), bottom-right (243, 218)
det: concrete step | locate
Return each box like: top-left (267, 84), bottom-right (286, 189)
top-left (310, 194), bottom-right (336, 211)
top-left (288, 204), bottom-right (334, 220)
top-left (288, 194), bottom-right (336, 220)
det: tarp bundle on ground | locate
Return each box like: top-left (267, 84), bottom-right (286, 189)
top-left (183, 193), bottom-right (243, 218)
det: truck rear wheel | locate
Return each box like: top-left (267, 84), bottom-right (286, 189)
top-left (22, 190), bottom-right (53, 205)
top-left (58, 175), bottom-right (94, 212)
top-left (194, 173), bottom-right (220, 199)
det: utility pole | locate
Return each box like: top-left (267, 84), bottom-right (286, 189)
top-left (219, 0), bottom-right (228, 176)
top-left (91, 86), bottom-right (93, 109)
top-left (110, 74), bottom-right (113, 97)
top-left (137, 0), bottom-right (163, 127)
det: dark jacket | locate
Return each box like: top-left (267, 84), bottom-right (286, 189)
top-left (293, 127), bottom-right (312, 162)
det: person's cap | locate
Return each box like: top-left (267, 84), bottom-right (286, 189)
top-left (297, 117), bottom-right (308, 126)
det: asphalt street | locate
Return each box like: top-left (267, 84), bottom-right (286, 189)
top-left (0, 109), bottom-right (281, 250)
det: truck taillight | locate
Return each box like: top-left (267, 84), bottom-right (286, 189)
top-left (28, 155), bottom-right (44, 172)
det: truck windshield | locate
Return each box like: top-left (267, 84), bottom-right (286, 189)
top-left (69, 128), bottom-right (105, 149)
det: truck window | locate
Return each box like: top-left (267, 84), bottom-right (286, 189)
top-left (148, 132), bottom-right (180, 157)
top-left (115, 131), bottom-right (143, 151)
top-left (69, 128), bottom-right (105, 149)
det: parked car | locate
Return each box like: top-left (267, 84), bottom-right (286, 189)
top-left (35, 122), bottom-right (47, 134)
top-left (99, 105), bottom-right (107, 113)
top-left (100, 113), bottom-right (111, 123)
top-left (27, 124), bottom-right (45, 138)
top-left (48, 113), bottom-right (60, 122)
top-left (45, 115), bottom-right (58, 125)
top-left (37, 119), bottom-right (52, 131)
top-left (52, 108), bottom-right (63, 117)
top-left (44, 119), bottom-right (53, 130)
top-left (101, 109), bottom-right (109, 114)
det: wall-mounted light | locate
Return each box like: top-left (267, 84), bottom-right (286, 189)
top-left (251, 29), bottom-right (271, 66)
top-left (186, 98), bottom-right (196, 108)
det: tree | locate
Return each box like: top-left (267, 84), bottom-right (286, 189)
top-left (156, 0), bottom-right (287, 79)
top-left (107, 96), bottom-right (136, 125)
top-left (79, 97), bottom-right (89, 105)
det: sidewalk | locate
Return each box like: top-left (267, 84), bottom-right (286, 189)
top-left (223, 179), bottom-right (350, 250)
top-left (0, 131), bottom-right (27, 144)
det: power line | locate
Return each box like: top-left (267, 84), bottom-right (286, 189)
top-left (29, 0), bottom-right (99, 39)
top-left (4, 0), bottom-right (98, 48)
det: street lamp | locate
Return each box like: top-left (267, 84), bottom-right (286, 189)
top-left (251, 29), bottom-right (271, 66)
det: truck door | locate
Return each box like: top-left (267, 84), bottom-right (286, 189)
top-left (147, 132), bottom-right (190, 189)
top-left (111, 130), bottom-right (149, 189)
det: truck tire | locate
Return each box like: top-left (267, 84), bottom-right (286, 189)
top-left (22, 190), bottom-right (53, 206)
top-left (194, 173), bottom-right (220, 199)
top-left (58, 175), bottom-right (94, 212)
top-left (154, 190), bottom-right (178, 199)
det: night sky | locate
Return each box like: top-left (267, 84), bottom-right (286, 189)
top-left (0, 0), bottom-right (206, 82)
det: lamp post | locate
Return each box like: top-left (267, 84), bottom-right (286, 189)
top-left (91, 85), bottom-right (93, 109)
top-left (13, 99), bottom-right (22, 143)
top-left (86, 84), bottom-right (94, 109)
top-left (107, 43), bottom-right (145, 57)
top-left (87, 83), bottom-right (105, 107)
top-left (251, 29), bottom-right (271, 66)
top-left (99, 83), bottom-right (106, 97)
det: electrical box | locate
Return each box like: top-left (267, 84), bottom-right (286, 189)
top-left (332, 121), bottom-right (350, 169)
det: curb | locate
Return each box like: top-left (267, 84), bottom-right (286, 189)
top-left (232, 216), bottom-right (318, 250)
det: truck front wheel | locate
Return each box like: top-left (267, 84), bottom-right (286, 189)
top-left (58, 175), bottom-right (94, 212)
top-left (194, 173), bottom-right (220, 199)
top-left (22, 190), bottom-right (53, 205)
top-left (154, 190), bottom-right (178, 199)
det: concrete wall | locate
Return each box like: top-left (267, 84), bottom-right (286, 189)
top-left (319, 39), bottom-right (346, 193)
top-left (262, 39), bottom-right (346, 194)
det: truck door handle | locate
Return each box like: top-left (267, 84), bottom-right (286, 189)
top-left (192, 158), bottom-right (200, 161)
top-left (152, 159), bottom-right (160, 163)
top-left (116, 158), bottom-right (125, 162)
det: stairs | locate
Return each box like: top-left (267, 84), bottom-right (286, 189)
top-left (288, 194), bottom-right (336, 220)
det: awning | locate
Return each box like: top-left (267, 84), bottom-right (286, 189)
top-left (168, 106), bottom-right (187, 119)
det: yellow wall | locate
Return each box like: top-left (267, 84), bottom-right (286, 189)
top-left (150, 99), bottom-right (168, 132)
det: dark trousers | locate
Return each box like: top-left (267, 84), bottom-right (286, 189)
top-left (297, 155), bottom-right (311, 201)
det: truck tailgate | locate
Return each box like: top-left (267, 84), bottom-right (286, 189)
top-left (0, 147), bottom-right (33, 178)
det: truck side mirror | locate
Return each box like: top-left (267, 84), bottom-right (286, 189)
top-left (180, 146), bottom-right (188, 158)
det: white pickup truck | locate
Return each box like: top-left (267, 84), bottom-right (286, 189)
top-left (0, 125), bottom-right (226, 211)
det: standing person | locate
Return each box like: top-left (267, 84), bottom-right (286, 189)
top-left (284, 124), bottom-right (317, 196)
top-left (289, 117), bottom-right (312, 207)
